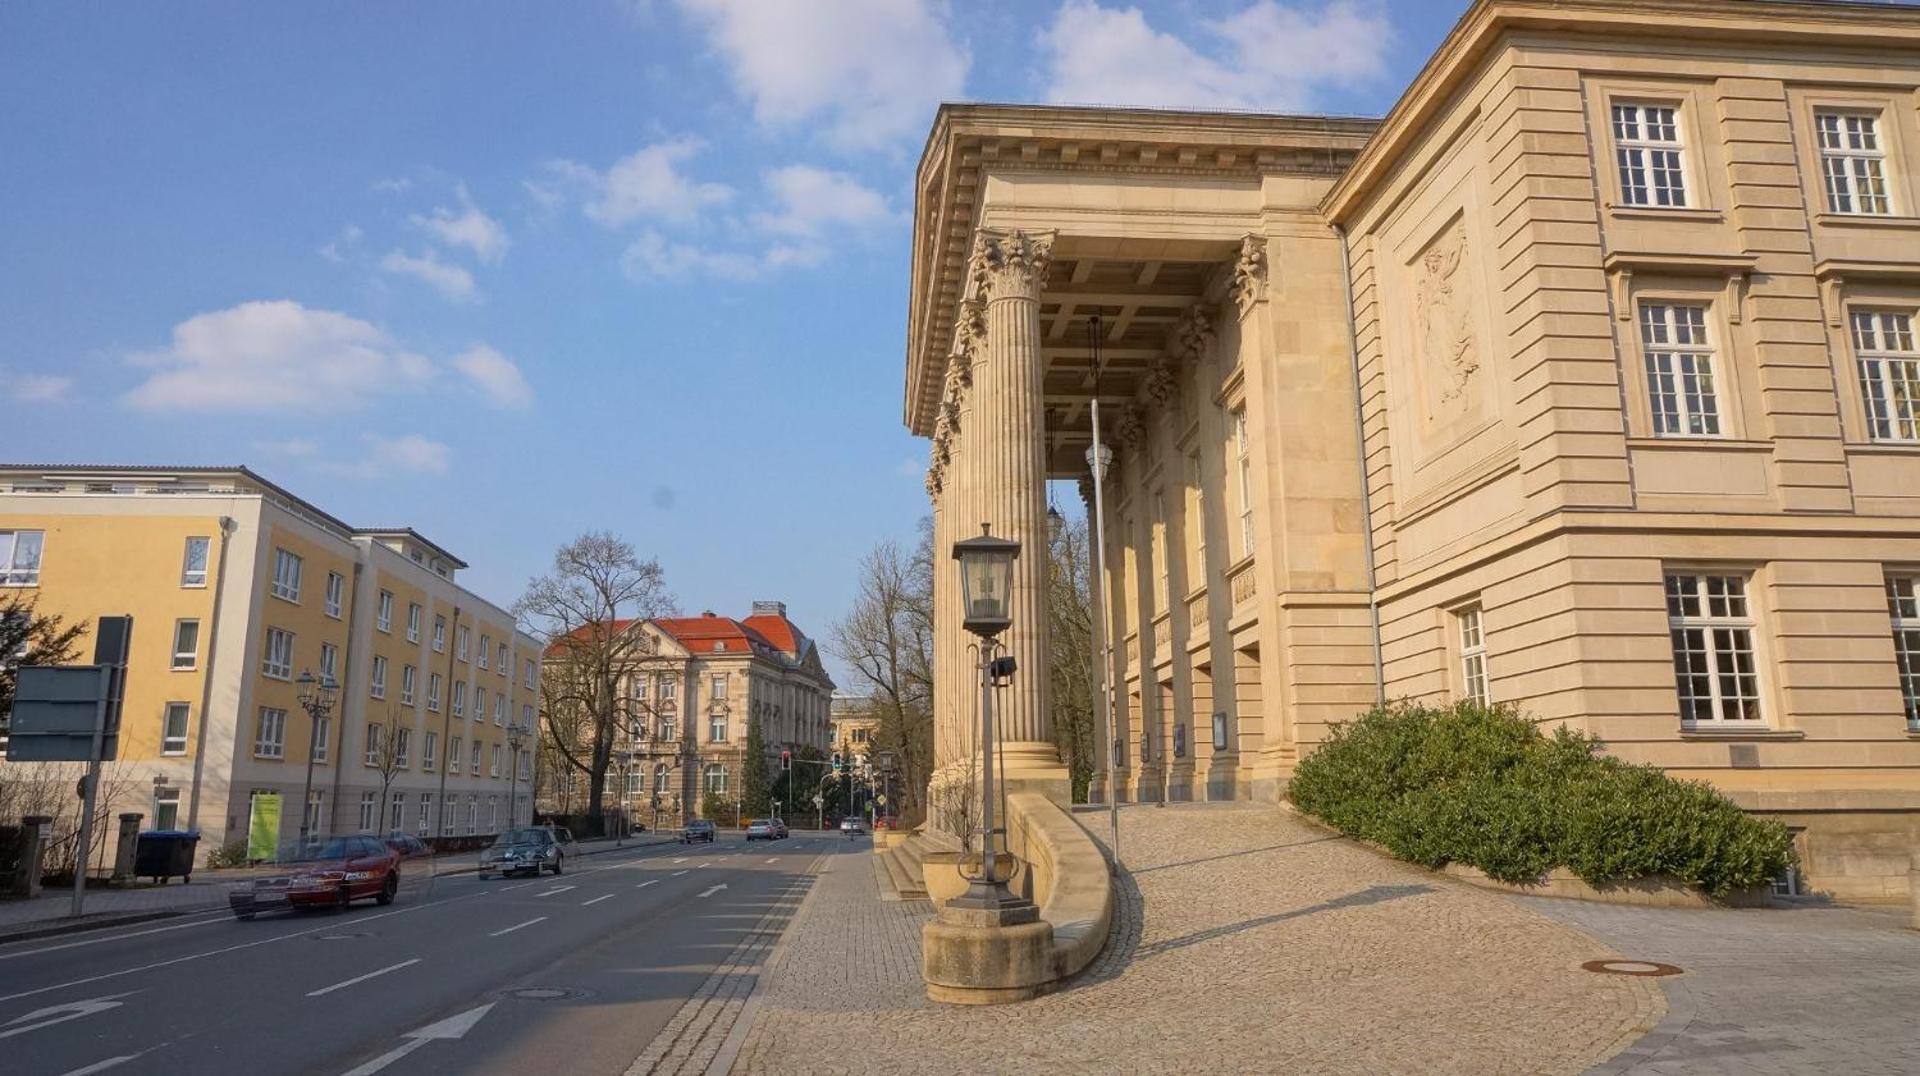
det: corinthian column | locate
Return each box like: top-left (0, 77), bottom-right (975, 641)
top-left (968, 229), bottom-right (1065, 792)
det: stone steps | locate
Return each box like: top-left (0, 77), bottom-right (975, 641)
top-left (874, 837), bottom-right (930, 902)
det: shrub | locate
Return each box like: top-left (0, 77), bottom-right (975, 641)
top-left (204, 838), bottom-right (250, 869)
top-left (1289, 702), bottom-right (1794, 897)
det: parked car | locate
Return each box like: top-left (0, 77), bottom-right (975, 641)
top-left (771, 818), bottom-right (789, 839)
top-left (839, 817), bottom-right (866, 835)
top-left (745, 819), bottom-right (775, 841)
top-left (478, 826), bottom-right (577, 878)
top-left (873, 815), bottom-right (900, 831)
top-left (383, 832), bottom-right (432, 860)
top-left (229, 834), bottom-right (401, 920)
top-left (680, 819), bottom-right (717, 844)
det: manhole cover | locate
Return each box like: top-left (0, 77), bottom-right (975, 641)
top-left (1581, 959), bottom-right (1683, 977)
top-left (497, 986), bottom-right (591, 1001)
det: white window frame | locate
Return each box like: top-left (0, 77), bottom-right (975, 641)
top-left (407, 603), bottom-right (422, 643)
top-left (427, 673), bottom-right (443, 712)
top-left (497, 642), bottom-right (509, 674)
top-left (401, 664), bottom-right (417, 706)
top-left (494, 695), bottom-right (505, 726)
top-left (470, 740), bottom-right (481, 774)
top-left (181, 536), bottom-right (211, 588)
top-left (450, 736), bottom-right (464, 774)
top-left (1816, 110), bottom-right (1893, 216)
top-left (1639, 302), bottom-right (1723, 437)
top-left (153, 787), bottom-right (181, 830)
top-left (324, 571), bottom-right (345, 619)
top-left (162, 702), bottom-right (190, 755)
top-left (395, 727), bottom-right (412, 768)
top-left (521, 704), bottom-right (533, 731)
top-left (421, 730), bottom-right (436, 772)
top-left (320, 642), bottom-right (338, 683)
top-left (254, 707), bottom-right (286, 759)
top-left (1852, 310), bottom-right (1920, 443)
top-left (710, 713), bottom-right (727, 742)
top-left (433, 616), bottom-right (447, 653)
top-left (705, 763), bottom-right (727, 794)
top-left (491, 744), bottom-right (503, 777)
top-left (456, 625), bottom-right (470, 661)
top-left (271, 548), bottom-right (303, 603)
top-left (1231, 409), bottom-right (1254, 558)
top-left (171, 619), bottom-right (200, 671)
top-left (377, 590), bottom-right (393, 632)
top-left (365, 722), bottom-right (384, 766)
top-left (311, 715), bottom-right (330, 764)
top-left (1666, 572), bottom-right (1765, 725)
top-left (477, 634), bottom-right (490, 669)
top-left (1456, 607), bottom-right (1489, 706)
top-left (390, 791), bottom-right (405, 832)
top-left (262, 627), bottom-right (294, 681)
top-left (711, 673), bottom-right (727, 700)
top-left (487, 795), bottom-right (498, 833)
top-left (1611, 101), bottom-right (1689, 208)
top-left (1887, 574), bottom-right (1920, 731)
top-left (418, 793), bottom-right (433, 836)
top-left (0, 529), bottom-right (44, 587)
top-left (370, 655), bottom-right (388, 700)
top-left (452, 680), bottom-right (467, 718)
top-left (524, 659), bottom-right (536, 689)
top-left (359, 791), bottom-right (377, 832)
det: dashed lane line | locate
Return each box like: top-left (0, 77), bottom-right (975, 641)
top-left (488, 917), bottom-right (547, 938)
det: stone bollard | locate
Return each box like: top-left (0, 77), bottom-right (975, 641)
top-left (15, 814), bottom-right (54, 899)
top-left (111, 813), bottom-right (144, 884)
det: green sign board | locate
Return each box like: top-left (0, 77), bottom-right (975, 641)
top-left (248, 793), bottom-right (282, 861)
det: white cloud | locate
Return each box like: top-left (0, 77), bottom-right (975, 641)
top-left (547, 139), bottom-right (733, 227)
top-left (621, 231), bottom-right (763, 282)
top-left (10, 374), bottom-right (73, 403)
top-left (123, 300), bottom-right (435, 412)
top-left (1039, 0), bottom-right (1391, 112)
top-left (380, 249), bottom-right (479, 303)
top-left (356, 433), bottom-right (451, 476)
top-left (675, 0), bottom-right (967, 150)
top-left (749, 164), bottom-right (895, 268)
top-left (319, 224), bottom-right (364, 264)
top-left (450, 344), bottom-right (533, 408)
top-left (410, 185), bottom-right (509, 264)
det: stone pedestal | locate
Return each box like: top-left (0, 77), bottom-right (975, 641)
top-left (923, 896), bottom-right (1054, 1005)
top-left (111, 812), bottom-right (142, 884)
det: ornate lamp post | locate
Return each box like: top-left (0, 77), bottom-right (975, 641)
top-left (951, 525), bottom-right (1026, 912)
top-left (294, 669), bottom-right (338, 843)
top-left (1087, 314), bottom-right (1121, 868)
top-left (507, 723), bottom-right (527, 829)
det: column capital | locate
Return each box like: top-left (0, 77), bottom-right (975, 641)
top-left (970, 229), bottom-right (1057, 301)
top-left (1229, 234), bottom-right (1269, 318)
top-left (948, 298), bottom-right (985, 390)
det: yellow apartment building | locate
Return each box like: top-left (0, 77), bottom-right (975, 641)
top-left (906, 0), bottom-right (1920, 900)
top-left (0, 465), bottom-right (541, 860)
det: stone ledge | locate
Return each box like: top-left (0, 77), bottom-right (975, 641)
top-left (1437, 864), bottom-right (1773, 909)
top-left (1006, 791), bottom-right (1114, 981)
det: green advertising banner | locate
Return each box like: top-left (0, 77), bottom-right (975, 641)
top-left (248, 793), bottom-right (282, 861)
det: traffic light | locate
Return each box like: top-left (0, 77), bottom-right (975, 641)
top-left (831, 752), bottom-right (843, 773)
top-left (780, 749), bottom-right (791, 772)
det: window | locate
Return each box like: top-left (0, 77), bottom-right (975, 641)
top-left (497, 642), bottom-right (509, 673)
top-left (1152, 489), bottom-right (1169, 606)
top-left (491, 744), bottom-right (503, 777)
top-left (660, 677), bottom-right (677, 703)
top-left (162, 702), bottom-right (190, 755)
top-left (377, 590), bottom-right (393, 632)
top-left (172, 619), bottom-right (200, 670)
top-left (370, 656), bottom-right (388, 699)
top-left (1886, 575), bottom-right (1920, 730)
top-left (181, 536), bottom-right (211, 587)
top-left (1187, 454), bottom-right (1206, 579)
top-left (311, 715), bottom-right (330, 763)
top-left (320, 642), bottom-right (338, 683)
top-left (475, 687), bottom-right (487, 721)
top-left (520, 752), bottom-right (531, 780)
top-left (463, 796), bottom-right (476, 836)
top-left (631, 675), bottom-right (649, 703)
top-left (418, 793), bottom-right (433, 836)
top-left (325, 571), bottom-right (345, 618)
top-left (477, 634), bottom-right (490, 669)
top-left (521, 704), bottom-right (533, 730)
top-left (422, 730), bottom-right (437, 772)
top-left (1852, 311), bottom-right (1920, 442)
top-left (407, 603), bottom-right (422, 643)
top-left (254, 707), bottom-right (286, 758)
top-left (359, 791), bottom-right (377, 832)
top-left (1816, 111), bottom-right (1891, 216)
top-left (452, 680), bottom-right (467, 717)
top-left (711, 674), bottom-right (728, 700)
top-left (487, 796), bottom-right (498, 833)
top-left (427, 673), bottom-right (443, 712)
top-left (494, 695), bottom-right (506, 726)
top-left (395, 727), bottom-right (412, 768)
top-left (524, 659), bottom-right (536, 688)
top-left (456, 625), bottom-right (470, 661)
top-left (852, 727), bottom-right (871, 745)
top-left (1232, 409), bottom-right (1254, 557)
top-left (1611, 102), bottom-right (1688, 208)
top-left (271, 548), bottom-right (303, 602)
top-left (0, 530), bottom-right (44, 586)
top-left (365, 722), bottom-right (384, 766)
top-left (154, 787), bottom-right (181, 831)
top-left (1666, 572), bottom-right (1763, 724)
top-left (1457, 607), bottom-right (1489, 706)
top-left (710, 713), bottom-right (727, 742)
top-left (660, 716), bottom-right (676, 743)
top-left (470, 740), bottom-right (482, 774)
top-left (262, 627), bottom-right (294, 680)
top-left (401, 665), bottom-right (417, 705)
top-left (390, 791), bottom-right (405, 833)
top-left (704, 763), bottom-right (727, 794)
top-left (433, 615), bottom-right (447, 652)
top-left (449, 736), bottom-right (464, 774)
top-left (1640, 303), bottom-right (1721, 436)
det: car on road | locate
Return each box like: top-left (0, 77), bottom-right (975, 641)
top-left (680, 819), bottom-right (717, 844)
top-left (771, 818), bottom-right (789, 839)
top-left (839, 818), bottom-right (866, 835)
top-left (744, 819), bottom-right (778, 841)
top-left (229, 834), bottom-right (402, 919)
top-left (478, 826), bottom-right (578, 878)
top-left (873, 815), bottom-right (900, 831)
top-left (383, 832), bottom-right (433, 860)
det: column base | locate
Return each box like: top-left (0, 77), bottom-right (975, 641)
top-left (923, 897), bottom-right (1053, 1006)
top-left (1244, 749), bottom-right (1296, 804)
top-left (997, 741), bottom-right (1071, 807)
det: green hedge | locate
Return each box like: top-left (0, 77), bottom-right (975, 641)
top-left (1288, 702), bottom-right (1794, 897)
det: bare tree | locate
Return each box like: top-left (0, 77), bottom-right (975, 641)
top-left (830, 524), bottom-right (935, 818)
top-left (364, 706), bottom-right (411, 832)
top-left (515, 532), bottom-right (675, 832)
top-left (1048, 514), bottom-right (1097, 801)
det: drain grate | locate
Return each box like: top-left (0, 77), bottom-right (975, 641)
top-left (499, 986), bottom-right (591, 1001)
top-left (1581, 959), bottom-right (1683, 977)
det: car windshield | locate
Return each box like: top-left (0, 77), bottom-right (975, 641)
top-left (493, 828), bottom-right (548, 847)
top-left (292, 837), bottom-right (356, 861)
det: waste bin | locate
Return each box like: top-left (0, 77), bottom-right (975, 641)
top-left (133, 831), bottom-right (201, 884)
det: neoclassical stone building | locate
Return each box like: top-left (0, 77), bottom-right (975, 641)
top-left (908, 0), bottom-right (1920, 900)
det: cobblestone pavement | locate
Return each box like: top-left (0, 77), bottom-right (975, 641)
top-left (1520, 896), bottom-right (1920, 1075)
top-left (730, 803), bottom-right (1664, 1076)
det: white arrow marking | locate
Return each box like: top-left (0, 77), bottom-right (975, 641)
top-left (635, 879), bottom-right (659, 889)
top-left (339, 1003), bottom-right (496, 1076)
top-left (307, 958), bottom-right (421, 997)
top-left (698, 883), bottom-right (728, 899)
top-left (0, 991), bottom-right (137, 1040)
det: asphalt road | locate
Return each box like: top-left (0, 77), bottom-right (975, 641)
top-left (0, 832), bottom-right (852, 1075)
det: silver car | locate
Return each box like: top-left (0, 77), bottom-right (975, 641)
top-left (478, 826), bottom-right (577, 878)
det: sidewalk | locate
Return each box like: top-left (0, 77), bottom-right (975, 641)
top-left (0, 831), bottom-right (677, 944)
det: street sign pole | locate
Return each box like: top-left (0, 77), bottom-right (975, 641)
top-left (69, 615), bottom-right (132, 919)
top-left (69, 692), bottom-right (107, 918)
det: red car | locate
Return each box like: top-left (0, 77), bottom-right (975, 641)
top-left (230, 834), bottom-right (402, 919)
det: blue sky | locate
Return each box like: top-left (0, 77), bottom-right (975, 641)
top-left (0, 1), bottom-right (1463, 681)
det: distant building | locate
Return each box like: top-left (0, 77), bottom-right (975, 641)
top-left (829, 693), bottom-right (880, 762)
top-left (539, 601), bottom-right (835, 826)
top-left (0, 465), bottom-right (541, 859)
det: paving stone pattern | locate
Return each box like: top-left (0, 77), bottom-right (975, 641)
top-left (731, 803), bottom-right (1663, 1075)
top-left (1525, 896), bottom-right (1920, 1075)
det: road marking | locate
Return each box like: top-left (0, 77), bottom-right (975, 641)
top-left (534, 885), bottom-right (576, 897)
top-left (306, 958), bottom-right (422, 997)
top-left (635, 879), bottom-right (659, 889)
top-left (582, 893), bottom-right (615, 906)
top-left (697, 883), bottom-right (728, 899)
top-left (339, 1002), bottom-right (495, 1076)
top-left (765, 857), bottom-right (778, 864)
top-left (57, 1054), bottom-right (145, 1076)
top-left (673, 857), bottom-right (688, 864)
top-left (488, 917), bottom-right (547, 937)
top-left (695, 862), bottom-right (709, 868)
top-left (0, 909), bottom-right (233, 962)
top-left (0, 991), bottom-right (137, 1040)
top-left (672, 870), bottom-right (689, 877)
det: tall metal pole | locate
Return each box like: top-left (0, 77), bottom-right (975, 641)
top-left (1088, 315), bottom-right (1121, 869)
top-left (977, 641), bottom-right (998, 891)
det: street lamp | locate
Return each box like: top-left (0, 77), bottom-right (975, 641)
top-left (507, 723), bottom-right (527, 830)
top-left (1087, 313), bottom-right (1122, 870)
top-left (294, 669), bottom-right (338, 843)
top-left (951, 525), bottom-right (1025, 912)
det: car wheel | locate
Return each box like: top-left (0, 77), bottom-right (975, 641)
top-left (376, 871), bottom-right (398, 906)
top-left (551, 854), bottom-right (563, 875)
top-left (337, 886), bottom-right (353, 911)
